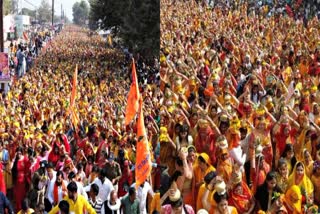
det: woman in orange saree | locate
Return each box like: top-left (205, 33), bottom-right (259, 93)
top-left (193, 152), bottom-right (215, 208)
top-left (159, 127), bottom-right (176, 176)
top-left (228, 172), bottom-right (255, 213)
top-left (283, 185), bottom-right (303, 214)
top-left (180, 146), bottom-right (197, 210)
top-left (216, 148), bottom-right (233, 184)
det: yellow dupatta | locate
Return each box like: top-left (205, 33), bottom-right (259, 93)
top-left (287, 162), bottom-right (314, 198)
top-left (194, 153), bottom-right (216, 185)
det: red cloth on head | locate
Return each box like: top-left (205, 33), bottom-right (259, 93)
top-left (195, 127), bottom-right (217, 165)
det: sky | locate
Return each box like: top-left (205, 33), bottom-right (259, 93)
top-left (20, 0), bottom-right (89, 21)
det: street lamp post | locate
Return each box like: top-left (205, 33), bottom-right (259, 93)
top-left (52, 0), bottom-right (54, 26)
top-left (0, 0), bottom-right (3, 52)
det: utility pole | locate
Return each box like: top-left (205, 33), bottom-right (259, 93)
top-left (52, 0), bottom-right (54, 26)
top-left (0, 0), bottom-right (4, 52)
top-left (61, 4), bottom-right (62, 23)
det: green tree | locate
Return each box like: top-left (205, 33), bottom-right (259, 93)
top-left (88, 0), bottom-right (129, 35)
top-left (3, 0), bottom-right (12, 15)
top-left (21, 8), bottom-right (36, 18)
top-left (120, 0), bottom-right (160, 58)
top-left (11, 0), bottom-right (18, 14)
top-left (37, 0), bottom-right (51, 23)
top-left (89, 0), bottom-right (159, 59)
top-left (72, 0), bottom-right (89, 25)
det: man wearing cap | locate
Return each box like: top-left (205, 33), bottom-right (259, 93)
top-left (49, 181), bottom-right (96, 214)
top-left (104, 153), bottom-right (122, 192)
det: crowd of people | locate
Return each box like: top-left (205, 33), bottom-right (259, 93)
top-left (0, 26), bottom-right (161, 214)
top-left (160, 0), bottom-right (319, 213)
top-left (6, 29), bottom-right (52, 80)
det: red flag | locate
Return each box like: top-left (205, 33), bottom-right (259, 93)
top-left (125, 59), bottom-right (140, 125)
top-left (135, 98), bottom-right (152, 188)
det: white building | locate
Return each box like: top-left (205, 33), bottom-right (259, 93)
top-left (14, 15), bottom-right (31, 39)
top-left (3, 15), bottom-right (31, 41)
top-left (3, 15), bottom-right (15, 41)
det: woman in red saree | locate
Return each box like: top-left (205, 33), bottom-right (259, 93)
top-left (0, 167), bottom-right (5, 195)
top-left (273, 119), bottom-right (298, 168)
top-left (251, 150), bottom-right (270, 194)
top-left (12, 147), bottom-right (30, 211)
top-left (118, 160), bottom-right (133, 197)
top-left (194, 119), bottom-right (217, 165)
top-left (228, 172), bottom-right (255, 213)
top-left (48, 142), bottom-right (61, 165)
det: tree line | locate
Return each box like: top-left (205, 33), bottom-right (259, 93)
top-left (73, 0), bottom-right (160, 60)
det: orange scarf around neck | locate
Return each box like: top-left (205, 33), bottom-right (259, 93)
top-left (53, 181), bottom-right (67, 204)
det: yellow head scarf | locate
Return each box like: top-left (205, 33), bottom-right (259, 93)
top-left (287, 162), bottom-right (314, 197)
top-left (198, 152), bottom-right (211, 165)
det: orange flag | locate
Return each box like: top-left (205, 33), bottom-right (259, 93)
top-left (135, 98), bottom-right (152, 188)
top-left (107, 35), bottom-right (113, 47)
top-left (23, 32), bottom-right (28, 41)
top-left (125, 59), bottom-right (140, 125)
top-left (69, 65), bottom-right (79, 127)
top-left (71, 108), bottom-right (80, 128)
top-left (69, 64), bottom-right (78, 110)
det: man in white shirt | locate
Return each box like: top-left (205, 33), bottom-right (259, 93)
top-left (68, 171), bottom-right (88, 200)
top-left (47, 171), bottom-right (68, 207)
top-left (239, 125), bottom-right (252, 185)
top-left (130, 181), bottom-right (154, 214)
top-left (84, 167), bottom-right (114, 202)
top-left (229, 131), bottom-right (246, 172)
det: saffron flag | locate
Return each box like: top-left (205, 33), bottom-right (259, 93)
top-left (125, 59), bottom-right (140, 125)
top-left (135, 98), bottom-right (152, 188)
top-left (107, 35), bottom-right (113, 47)
top-left (23, 32), bottom-right (28, 41)
top-left (69, 64), bottom-right (78, 110)
top-left (69, 65), bottom-right (79, 127)
top-left (71, 108), bottom-right (80, 128)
